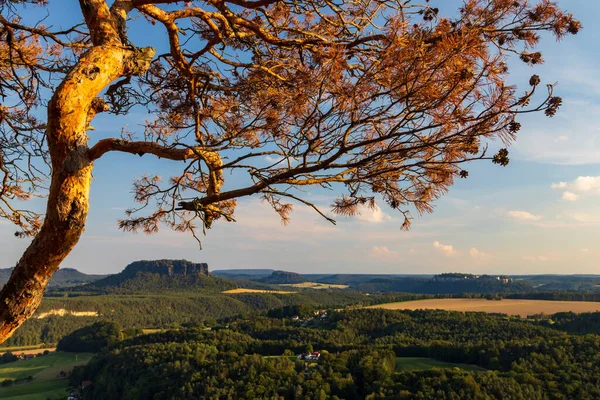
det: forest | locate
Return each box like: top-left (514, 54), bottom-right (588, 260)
top-left (6, 269), bottom-right (600, 349)
top-left (72, 308), bottom-right (600, 399)
top-left (0, 288), bottom-right (400, 347)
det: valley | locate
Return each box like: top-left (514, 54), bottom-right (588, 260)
top-left (0, 0), bottom-right (593, 398)
top-left (1, 260), bottom-right (600, 398)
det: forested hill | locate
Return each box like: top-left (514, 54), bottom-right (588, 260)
top-left (259, 271), bottom-right (305, 284)
top-left (216, 269), bottom-right (534, 294)
top-left (212, 269), bottom-right (275, 279)
top-left (0, 267), bottom-right (106, 288)
top-left (82, 259), bottom-right (227, 293)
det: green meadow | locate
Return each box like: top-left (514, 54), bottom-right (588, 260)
top-left (0, 352), bottom-right (92, 382)
top-left (0, 352), bottom-right (93, 399)
top-left (396, 357), bottom-right (484, 372)
top-left (0, 379), bottom-right (69, 399)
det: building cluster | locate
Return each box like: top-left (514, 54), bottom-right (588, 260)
top-left (291, 310), bottom-right (328, 325)
top-left (67, 381), bottom-right (92, 400)
top-left (297, 351), bottom-right (321, 361)
top-left (433, 273), bottom-right (513, 284)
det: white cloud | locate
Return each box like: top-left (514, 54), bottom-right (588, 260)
top-left (211, 198), bottom-right (340, 246)
top-left (552, 176), bottom-right (600, 201)
top-left (433, 241), bottom-right (456, 256)
top-left (554, 135), bottom-right (569, 143)
top-left (357, 204), bottom-right (392, 223)
top-left (565, 211), bottom-right (600, 224)
top-left (264, 155), bottom-right (283, 163)
top-left (507, 210), bottom-right (543, 221)
top-left (522, 255), bottom-right (549, 262)
top-left (562, 191), bottom-right (579, 201)
top-left (369, 245), bottom-right (399, 260)
top-left (571, 176), bottom-right (600, 192)
top-left (264, 155), bottom-right (300, 165)
top-left (469, 247), bottom-right (491, 259)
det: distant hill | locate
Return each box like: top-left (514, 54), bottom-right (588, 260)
top-left (211, 269), bottom-right (535, 293)
top-left (356, 274), bottom-right (533, 294)
top-left (259, 271), bottom-right (305, 284)
top-left (212, 269), bottom-right (275, 280)
top-left (0, 267), bottom-right (107, 288)
top-left (85, 259), bottom-right (235, 293)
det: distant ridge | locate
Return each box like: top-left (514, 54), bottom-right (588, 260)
top-left (212, 269), bottom-right (276, 276)
top-left (0, 267), bottom-right (107, 288)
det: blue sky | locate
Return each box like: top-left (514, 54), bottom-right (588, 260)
top-left (1, 1), bottom-right (599, 275)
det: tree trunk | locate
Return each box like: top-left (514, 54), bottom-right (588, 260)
top-left (0, 43), bottom-right (137, 343)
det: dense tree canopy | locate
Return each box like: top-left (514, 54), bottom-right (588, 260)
top-left (75, 309), bottom-right (600, 399)
top-left (57, 320), bottom-right (123, 353)
top-left (0, 0), bottom-right (580, 342)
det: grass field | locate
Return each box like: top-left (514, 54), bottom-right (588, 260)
top-left (279, 282), bottom-right (349, 290)
top-left (0, 352), bottom-right (92, 400)
top-left (0, 345), bottom-right (51, 354)
top-left (0, 352), bottom-right (92, 382)
top-left (222, 288), bottom-right (296, 294)
top-left (369, 298), bottom-right (600, 317)
top-left (396, 357), bottom-right (483, 372)
top-left (142, 328), bottom-right (165, 334)
top-left (0, 349), bottom-right (56, 357)
top-left (0, 379), bottom-right (69, 400)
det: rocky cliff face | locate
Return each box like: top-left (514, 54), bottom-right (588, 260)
top-left (87, 259), bottom-right (211, 290)
top-left (122, 260), bottom-right (208, 276)
top-left (121, 260), bottom-right (209, 277)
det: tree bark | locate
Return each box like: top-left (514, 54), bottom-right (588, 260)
top-left (0, 0), bottom-right (154, 344)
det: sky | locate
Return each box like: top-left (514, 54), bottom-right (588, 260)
top-left (1, 1), bottom-right (599, 275)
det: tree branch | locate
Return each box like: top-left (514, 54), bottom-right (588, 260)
top-left (88, 139), bottom-right (199, 161)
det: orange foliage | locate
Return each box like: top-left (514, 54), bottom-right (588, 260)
top-left (0, 0), bottom-right (580, 238)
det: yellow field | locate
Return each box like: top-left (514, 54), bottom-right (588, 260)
top-left (142, 328), bottom-right (165, 335)
top-left (280, 282), bottom-right (349, 290)
top-left (0, 344), bottom-right (52, 353)
top-left (0, 348), bottom-right (56, 356)
top-left (368, 298), bottom-right (600, 317)
top-left (222, 288), bottom-right (296, 294)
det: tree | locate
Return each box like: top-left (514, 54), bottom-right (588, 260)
top-left (306, 343), bottom-right (314, 354)
top-left (57, 321), bottom-right (122, 353)
top-left (0, 351), bottom-right (17, 364)
top-left (0, 0), bottom-right (579, 342)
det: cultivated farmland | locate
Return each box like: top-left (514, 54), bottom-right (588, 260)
top-left (368, 298), bottom-right (600, 317)
top-left (222, 288), bottom-right (296, 294)
top-left (279, 282), bottom-right (349, 290)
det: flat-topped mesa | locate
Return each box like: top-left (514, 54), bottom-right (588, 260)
top-left (259, 270), bottom-right (304, 284)
top-left (122, 260), bottom-right (209, 278)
